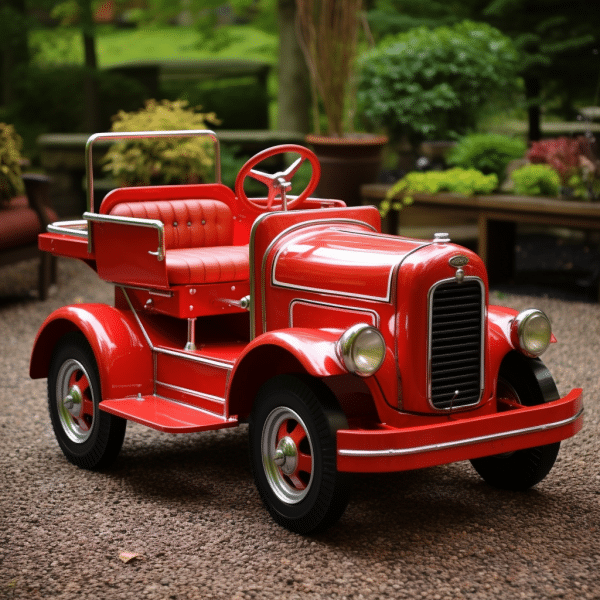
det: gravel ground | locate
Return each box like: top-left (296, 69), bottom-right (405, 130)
top-left (0, 257), bottom-right (599, 600)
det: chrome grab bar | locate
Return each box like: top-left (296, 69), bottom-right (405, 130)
top-left (47, 220), bottom-right (89, 239)
top-left (83, 212), bottom-right (166, 261)
top-left (84, 129), bottom-right (221, 214)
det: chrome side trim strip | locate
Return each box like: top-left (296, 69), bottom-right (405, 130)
top-left (155, 346), bottom-right (234, 369)
top-left (156, 381), bottom-right (226, 405)
top-left (288, 299), bottom-right (380, 328)
top-left (338, 407), bottom-right (584, 457)
top-left (154, 394), bottom-right (232, 420)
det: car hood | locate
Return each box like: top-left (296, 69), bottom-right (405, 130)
top-left (271, 226), bottom-right (430, 302)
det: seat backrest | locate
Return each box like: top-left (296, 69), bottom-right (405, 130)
top-left (109, 199), bottom-right (234, 249)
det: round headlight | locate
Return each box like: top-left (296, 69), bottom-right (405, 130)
top-left (338, 324), bottom-right (386, 377)
top-left (511, 309), bottom-right (552, 357)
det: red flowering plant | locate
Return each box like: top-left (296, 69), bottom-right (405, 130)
top-left (527, 136), bottom-right (600, 201)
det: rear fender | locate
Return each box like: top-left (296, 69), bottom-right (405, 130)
top-left (30, 304), bottom-right (153, 399)
top-left (227, 328), bottom-right (346, 420)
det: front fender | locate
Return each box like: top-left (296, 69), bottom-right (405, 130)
top-left (30, 304), bottom-right (153, 399)
top-left (227, 328), bottom-right (346, 420)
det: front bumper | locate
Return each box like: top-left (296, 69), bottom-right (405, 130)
top-left (337, 389), bottom-right (583, 473)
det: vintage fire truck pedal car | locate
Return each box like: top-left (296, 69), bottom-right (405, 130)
top-left (31, 131), bottom-right (584, 534)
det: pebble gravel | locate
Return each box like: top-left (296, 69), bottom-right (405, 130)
top-left (0, 258), bottom-right (598, 600)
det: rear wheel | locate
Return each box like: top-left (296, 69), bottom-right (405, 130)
top-left (470, 353), bottom-right (560, 491)
top-left (48, 332), bottom-right (126, 470)
top-left (249, 375), bottom-right (351, 534)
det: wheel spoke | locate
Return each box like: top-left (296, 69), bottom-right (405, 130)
top-left (288, 473), bottom-right (307, 490)
top-left (248, 168), bottom-right (274, 186)
top-left (282, 156), bottom-right (304, 179)
top-left (287, 422), bottom-right (307, 448)
top-left (296, 451), bottom-right (312, 475)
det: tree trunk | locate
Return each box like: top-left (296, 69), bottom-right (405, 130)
top-left (524, 75), bottom-right (542, 142)
top-left (0, 0), bottom-right (29, 106)
top-left (80, 0), bottom-right (99, 132)
top-left (276, 0), bottom-right (310, 133)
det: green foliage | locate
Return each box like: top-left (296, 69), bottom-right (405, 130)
top-left (358, 21), bottom-right (519, 144)
top-left (510, 164), bottom-right (561, 197)
top-left (163, 77), bottom-right (270, 130)
top-left (0, 123), bottom-right (25, 205)
top-left (381, 168), bottom-right (499, 215)
top-left (447, 134), bottom-right (527, 180)
top-left (102, 100), bottom-right (219, 185)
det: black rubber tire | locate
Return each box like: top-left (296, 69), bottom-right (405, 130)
top-left (48, 332), bottom-right (126, 470)
top-left (470, 352), bottom-right (560, 491)
top-left (249, 374), bottom-right (352, 534)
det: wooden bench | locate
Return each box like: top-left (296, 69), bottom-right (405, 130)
top-left (361, 183), bottom-right (600, 290)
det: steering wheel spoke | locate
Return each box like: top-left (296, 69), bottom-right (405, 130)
top-left (235, 144), bottom-right (320, 213)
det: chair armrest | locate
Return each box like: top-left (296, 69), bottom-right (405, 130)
top-left (22, 173), bottom-right (53, 228)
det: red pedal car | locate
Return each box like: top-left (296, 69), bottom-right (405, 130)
top-left (31, 131), bottom-right (583, 534)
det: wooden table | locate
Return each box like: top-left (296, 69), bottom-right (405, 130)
top-left (361, 183), bottom-right (600, 288)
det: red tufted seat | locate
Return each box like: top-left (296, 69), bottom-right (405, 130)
top-left (108, 199), bottom-right (249, 285)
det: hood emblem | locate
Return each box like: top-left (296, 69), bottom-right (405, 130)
top-left (449, 255), bottom-right (469, 284)
top-left (449, 255), bottom-right (469, 268)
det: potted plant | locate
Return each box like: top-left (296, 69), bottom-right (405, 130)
top-left (295, 0), bottom-right (387, 206)
top-left (102, 99), bottom-right (220, 186)
top-left (0, 123), bottom-right (25, 206)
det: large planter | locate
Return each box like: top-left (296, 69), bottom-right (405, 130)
top-left (306, 134), bottom-right (388, 207)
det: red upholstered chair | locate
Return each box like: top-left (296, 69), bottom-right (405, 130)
top-left (0, 174), bottom-right (58, 299)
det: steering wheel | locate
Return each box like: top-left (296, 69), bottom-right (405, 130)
top-left (234, 144), bottom-right (321, 212)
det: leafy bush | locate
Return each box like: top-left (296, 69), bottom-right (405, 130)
top-left (447, 133), bottom-right (527, 180)
top-left (510, 164), bottom-right (561, 197)
top-left (357, 21), bottom-right (519, 143)
top-left (102, 100), bottom-right (220, 185)
top-left (527, 136), bottom-right (600, 200)
top-left (382, 167), bottom-right (498, 215)
top-left (0, 123), bottom-right (25, 205)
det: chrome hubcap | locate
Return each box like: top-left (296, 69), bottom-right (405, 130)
top-left (56, 359), bottom-right (95, 444)
top-left (261, 407), bottom-right (314, 505)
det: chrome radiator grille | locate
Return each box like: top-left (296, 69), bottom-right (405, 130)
top-left (428, 279), bottom-right (484, 410)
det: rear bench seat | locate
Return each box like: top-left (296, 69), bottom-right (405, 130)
top-left (108, 198), bottom-right (249, 285)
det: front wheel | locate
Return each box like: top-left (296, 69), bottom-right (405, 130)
top-left (249, 375), bottom-right (351, 534)
top-left (470, 353), bottom-right (560, 491)
top-left (48, 332), bottom-right (126, 470)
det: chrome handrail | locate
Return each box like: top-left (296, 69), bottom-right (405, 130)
top-left (47, 220), bottom-right (89, 239)
top-left (84, 129), bottom-right (221, 214)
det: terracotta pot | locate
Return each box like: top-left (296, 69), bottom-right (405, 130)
top-left (306, 134), bottom-right (388, 207)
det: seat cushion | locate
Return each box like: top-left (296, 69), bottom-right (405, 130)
top-left (166, 245), bottom-right (249, 285)
top-left (110, 199), bottom-right (233, 249)
top-left (0, 199), bottom-right (58, 252)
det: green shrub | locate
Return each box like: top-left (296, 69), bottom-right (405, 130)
top-left (0, 123), bottom-right (25, 205)
top-left (358, 21), bottom-right (519, 143)
top-left (447, 133), bottom-right (527, 179)
top-left (163, 77), bottom-right (270, 130)
top-left (382, 167), bottom-right (498, 215)
top-left (102, 100), bottom-right (219, 185)
top-left (510, 164), bottom-right (561, 197)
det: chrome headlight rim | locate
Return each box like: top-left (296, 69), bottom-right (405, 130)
top-left (338, 323), bottom-right (386, 377)
top-left (511, 309), bottom-right (552, 358)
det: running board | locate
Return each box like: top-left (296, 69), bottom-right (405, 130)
top-left (99, 395), bottom-right (238, 433)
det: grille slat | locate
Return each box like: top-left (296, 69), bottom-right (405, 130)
top-left (429, 279), bottom-right (483, 410)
